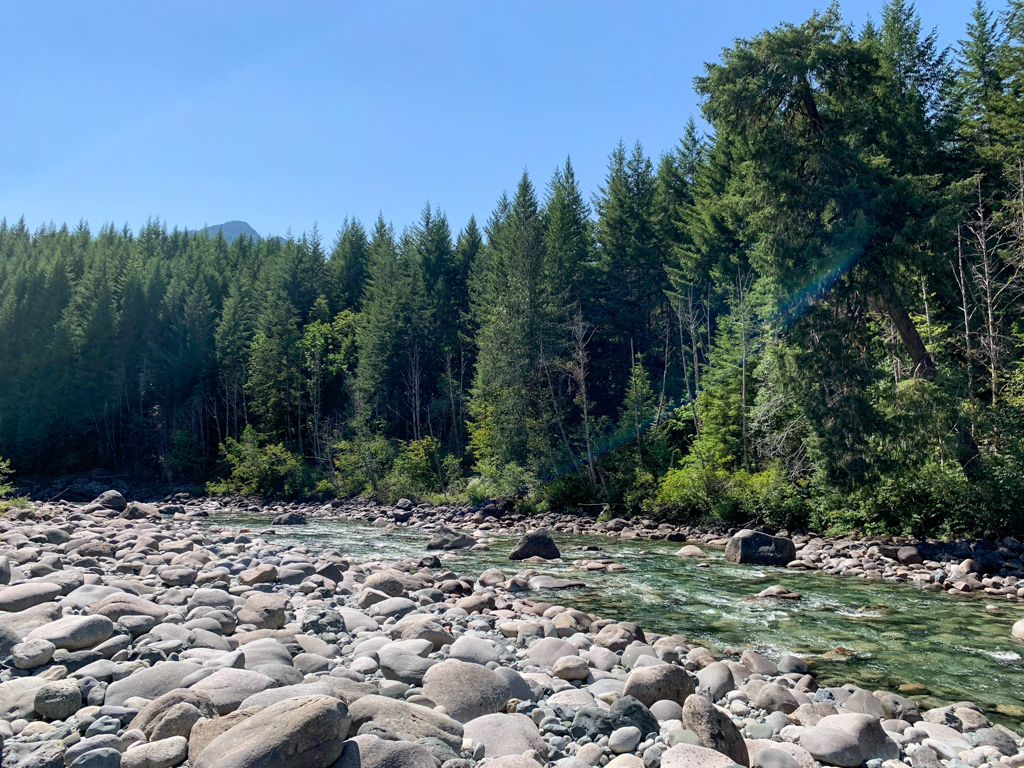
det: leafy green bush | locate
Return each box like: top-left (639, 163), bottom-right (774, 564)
top-left (210, 426), bottom-right (306, 497)
top-left (0, 455), bottom-right (29, 512)
top-left (806, 461), bottom-right (970, 537)
top-left (467, 460), bottom-right (534, 506)
top-left (623, 468), bottom-right (658, 516)
top-left (657, 438), bottom-right (808, 526)
top-left (656, 440), bottom-right (733, 519)
top-left (0, 455), bottom-right (13, 499)
top-left (331, 434), bottom-right (396, 498)
top-left (386, 437), bottom-right (445, 500)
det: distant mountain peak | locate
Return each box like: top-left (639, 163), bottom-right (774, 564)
top-left (201, 220), bottom-right (261, 243)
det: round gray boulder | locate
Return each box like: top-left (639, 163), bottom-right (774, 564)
top-left (463, 712), bottom-right (547, 759)
top-left (421, 659), bottom-right (511, 723)
top-left (623, 663), bottom-right (694, 708)
top-left (35, 678), bottom-right (83, 720)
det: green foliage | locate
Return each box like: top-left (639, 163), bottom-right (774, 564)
top-left (385, 437), bottom-right (452, 500)
top-left (211, 426), bottom-right (305, 497)
top-left (0, 454), bottom-right (15, 499)
top-left (466, 460), bottom-right (535, 506)
top-left (332, 432), bottom-right (395, 498)
top-left (658, 452), bottom-right (807, 526)
top-left (623, 468), bottom-right (659, 516)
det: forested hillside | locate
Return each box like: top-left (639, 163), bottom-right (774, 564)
top-left (3, 1), bottom-right (1024, 535)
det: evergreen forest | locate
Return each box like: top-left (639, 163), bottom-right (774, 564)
top-left (3, 1), bottom-right (1024, 537)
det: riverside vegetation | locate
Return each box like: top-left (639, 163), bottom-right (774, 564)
top-left (5, 1), bottom-right (1024, 538)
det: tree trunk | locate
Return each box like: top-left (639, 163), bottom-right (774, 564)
top-left (870, 282), bottom-right (981, 474)
top-left (869, 287), bottom-right (936, 380)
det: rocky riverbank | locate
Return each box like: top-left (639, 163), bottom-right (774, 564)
top-left (0, 492), bottom-right (1022, 768)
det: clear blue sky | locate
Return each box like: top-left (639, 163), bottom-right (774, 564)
top-left (1, 1), bottom-right (974, 241)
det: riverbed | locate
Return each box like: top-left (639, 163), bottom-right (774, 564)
top-left (211, 513), bottom-right (1024, 725)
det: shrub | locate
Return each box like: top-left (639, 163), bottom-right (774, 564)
top-left (623, 468), bottom-right (658, 516)
top-left (0, 455), bottom-right (13, 499)
top-left (657, 442), bottom-right (809, 526)
top-left (0, 454), bottom-right (30, 512)
top-left (386, 437), bottom-right (445, 500)
top-left (656, 441), bottom-right (733, 519)
top-left (210, 425), bottom-right (306, 497)
top-left (331, 433), bottom-right (395, 498)
top-left (807, 461), bottom-right (972, 537)
top-left (467, 460), bottom-right (534, 506)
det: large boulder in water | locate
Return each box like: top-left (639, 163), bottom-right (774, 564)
top-left (1013, 619), bottom-right (1024, 642)
top-left (272, 511), bottom-right (306, 525)
top-left (509, 529), bottom-right (560, 560)
top-left (426, 526), bottom-right (475, 550)
top-left (724, 530), bottom-right (795, 566)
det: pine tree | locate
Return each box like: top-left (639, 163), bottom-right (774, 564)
top-left (542, 157), bottom-right (592, 319)
top-left (992, 1), bottom-right (1024, 163)
top-left (593, 141), bottom-right (668, 406)
top-left (328, 219), bottom-right (369, 311)
top-left (469, 174), bottom-right (546, 470)
top-left (955, 0), bottom-right (1004, 162)
top-left (355, 216), bottom-right (405, 432)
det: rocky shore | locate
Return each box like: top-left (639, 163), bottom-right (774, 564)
top-left (0, 491), bottom-right (1022, 768)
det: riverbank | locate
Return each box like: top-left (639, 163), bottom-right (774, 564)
top-left (24, 477), bottom-right (1024, 600)
top-left (0, 492), bottom-right (1023, 768)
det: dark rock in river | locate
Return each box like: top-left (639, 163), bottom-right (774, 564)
top-left (272, 511), bottom-right (307, 525)
top-left (509, 529), bottom-right (560, 561)
top-left (426, 526), bottom-right (476, 550)
top-left (725, 530), bottom-right (796, 566)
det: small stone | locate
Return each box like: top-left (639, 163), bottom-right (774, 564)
top-left (69, 747), bottom-right (122, 768)
top-left (610, 726), bottom-right (643, 754)
top-left (121, 736), bottom-right (188, 768)
top-left (676, 546), bottom-right (706, 558)
top-left (34, 679), bottom-right (82, 720)
top-left (553, 655), bottom-right (591, 682)
top-left (750, 748), bottom-right (801, 768)
top-left (12, 638), bottom-right (56, 669)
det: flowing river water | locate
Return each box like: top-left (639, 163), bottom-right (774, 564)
top-left (210, 513), bottom-right (1024, 726)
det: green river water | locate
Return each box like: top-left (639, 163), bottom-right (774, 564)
top-left (210, 514), bottom-right (1024, 726)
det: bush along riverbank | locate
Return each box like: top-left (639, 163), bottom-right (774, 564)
top-left (1, 491), bottom-right (1024, 768)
